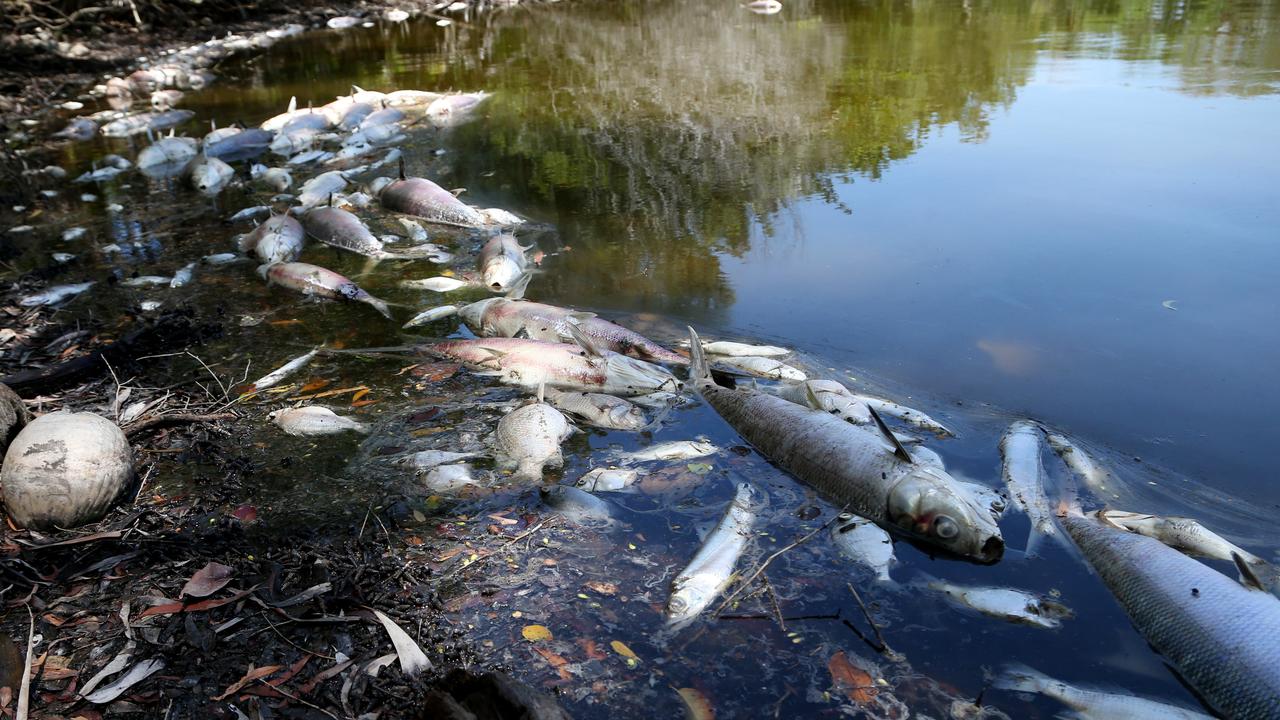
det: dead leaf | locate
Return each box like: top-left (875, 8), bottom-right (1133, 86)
top-left (578, 639), bottom-right (606, 661)
top-left (409, 362), bottom-right (461, 382)
top-left (213, 664), bottom-right (283, 701)
top-left (83, 659), bottom-right (164, 704)
top-left (351, 388), bottom-right (370, 403)
top-left (610, 640), bottom-right (638, 660)
top-left (138, 587), bottom-right (256, 618)
top-left (180, 562), bottom-right (234, 599)
top-left (297, 659), bottom-right (353, 695)
top-left (827, 651), bottom-right (878, 705)
top-left (372, 609), bottom-right (432, 677)
top-left (299, 378), bottom-right (331, 393)
top-left (676, 687), bottom-right (715, 720)
top-left (351, 398), bottom-right (378, 408)
top-left (269, 319), bottom-right (302, 327)
top-left (521, 625), bottom-right (553, 642)
top-left (41, 655), bottom-right (76, 680)
top-left (405, 536), bottom-right (424, 546)
top-left (584, 581), bottom-right (617, 596)
top-left (531, 647), bottom-right (571, 681)
top-left (231, 505), bottom-right (258, 523)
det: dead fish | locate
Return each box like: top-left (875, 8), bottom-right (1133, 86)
top-left (401, 277), bottom-right (474, 292)
top-left (423, 463), bottom-right (481, 493)
top-left (338, 102), bottom-right (376, 131)
top-left (205, 128), bottom-right (273, 161)
top-left (385, 90), bottom-right (441, 107)
top-left (689, 340), bottom-right (790, 357)
top-left (832, 512), bottom-right (895, 584)
top-left (540, 484), bottom-right (613, 524)
top-left (150, 89), bottom-right (184, 111)
top-left (372, 162), bottom-right (485, 227)
top-left (923, 576), bottom-right (1072, 629)
top-left (425, 92), bottom-right (489, 128)
top-left (1000, 420), bottom-right (1060, 557)
top-left (667, 483), bottom-right (762, 626)
top-left (261, 262), bottom-right (392, 319)
top-left (478, 234), bottom-right (528, 291)
top-left (120, 275), bottom-right (172, 287)
top-left (398, 449), bottom-right (484, 472)
top-left (169, 262), bottom-right (197, 288)
top-left (544, 388), bottom-right (647, 430)
top-left (75, 155), bottom-right (132, 183)
top-left (51, 253), bottom-right (76, 263)
top-left (1044, 430), bottom-right (1115, 499)
top-left (101, 110), bottom-right (194, 137)
top-left (490, 390), bottom-right (573, 481)
top-left (229, 206), bottom-right (272, 224)
top-left (619, 440), bottom-right (718, 463)
top-left (575, 468), bottom-right (641, 493)
top-left (250, 164), bottom-right (293, 192)
top-left (1100, 510), bottom-right (1279, 596)
top-left (269, 406), bottom-right (368, 435)
top-left (993, 664), bottom-right (1214, 720)
top-left (777, 380), bottom-right (872, 424)
top-left (287, 150), bottom-right (334, 166)
top-left (403, 305), bottom-right (460, 328)
top-left (297, 171), bottom-right (349, 209)
top-left (137, 135), bottom-right (197, 170)
top-left (857, 394), bottom-right (953, 436)
top-left (327, 15), bottom-right (360, 29)
top-left (61, 227), bottom-right (88, 242)
top-left (711, 355), bottom-right (806, 381)
top-left (250, 348), bottom-right (319, 391)
top-left (241, 214), bottom-right (305, 264)
top-left (359, 107), bottom-right (405, 130)
top-left (203, 253), bottom-right (241, 265)
top-left (54, 117), bottom-right (98, 141)
top-left (421, 337), bottom-right (680, 396)
top-left (19, 281), bottom-right (96, 307)
top-left (187, 151), bottom-right (235, 194)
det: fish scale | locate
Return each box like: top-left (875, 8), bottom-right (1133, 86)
top-left (1063, 513), bottom-right (1280, 719)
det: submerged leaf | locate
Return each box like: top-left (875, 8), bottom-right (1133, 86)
top-left (213, 664), bottom-right (283, 701)
top-left (827, 651), bottom-right (878, 705)
top-left (521, 624), bottom-right (553, 642)
top-left (676, 687), bottom-right (715, 720)
top-left (610, 640), bottom-right (638, 660)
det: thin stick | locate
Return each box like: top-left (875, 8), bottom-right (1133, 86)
top-left (762, 573), bottom-right (786, 632)
top-left (16, 606), bottom-right (33, 720)
top-left (847, 582), bottom-right (896, 658)
top-left (257, 678), bottom-right (340, 720)
top-left (124, 412), bottom-right (236, 437)
top-left (713, 511), bottom-right (843, 617)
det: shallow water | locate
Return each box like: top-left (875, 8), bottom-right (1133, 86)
top-left (5, 0), bottom-right (1280, 717)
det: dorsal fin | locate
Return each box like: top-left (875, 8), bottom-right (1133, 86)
top-left (537, 383), bottom-right (545, 404)
top-left (566, 319), bottom-right (604, 358)
top-left (210, 119), bottom-right (217, 132)
top-left (287, 96), bottom-right (297, 113)
top-left (327, 192), bottom-right (334, 208)
top-left (398, 156), bottom-right (406, 181)
top-left (1233, 553), bottom-right (1265, 591)
top-left (802, 381), bottom-right (823, 410)
top-left (868, 405), bottom-right (913, 464)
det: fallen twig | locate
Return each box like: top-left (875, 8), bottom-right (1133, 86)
top-left (124, 412), bottom-right (236, 437)
top-left (713, 511), bottom-right (844, 617)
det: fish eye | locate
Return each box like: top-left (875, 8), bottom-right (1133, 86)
top-left (838, 512), bottom-right (853, 522)
top-left (934, 515), bottom-right (959, 539)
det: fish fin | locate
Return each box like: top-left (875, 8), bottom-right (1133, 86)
top-left (802, 382), bottom-right (823, 410)
top-left (479, 347), bottom-right (507, 359)
top-left (990, 663), bottom-right (1051, 695)
top-left (505, 272), bottom-right (534, 300)
top-left (536, 383), bottom-right (546, 404)
top-left (1233, 553), bottom-right (1266, 591)
top-left (398, 156), bottom-right (406, 181)
top-left (687, 327), bottom-right (710, 382)
top-left (566, 319), bottom-right (605, 358)
top-left (867, 405), bottom-right (913, 464)
top-left (568, 311), bottom-right (597, 322)
top-left (287, 96), bottom-right (297, 113)
top-left (512, 326), bottom-right (530, 339)
top-left (364, 295), bottom-right (393, 319)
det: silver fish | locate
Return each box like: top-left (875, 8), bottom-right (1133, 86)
top-left (1062, 511), bottom-right (1280, 718)
top-left (1000, 420), bottom-right (1058, 557)
top-left (1045, 430), bottom-right (1115, 499)
top-left (687, 328), bottom-right (1003, 562)
top-left (403, 305), bottom-right (460, 328)
top-left (777, 380), bottom-right (872, 424)
top-left (359, 107), bottom-right (405, 129)
top-left (137, 136), bottom-right (197, 170)
top-left (456, 292), bottom-right (690, 365)
top-left (297, 170), bottom-right (349, 209)
top-left (619, 440), bottom-right (718, 463)
top-left (205, 128), bottom-right (273, 161)
top-left (575, 468), bottom-right (641, 493)
top-left (1100, 511), bottom-right (1279, 596)
top-left (402, 277), bottom-right (472, 292)
top-left (251, 165), bottom-right (293, 192)
top-left (697, 340), bottom-right (790, 357)
top-left (423, 337), bottom-right (680, 397)
top-left (19, 281), bottom-right (96, 307)
top-left (490, 396), bottom-right (573, 481)
top-left (478, 234), bottom-right (527, 291)
top-left (302, 206), bottom-right (387, 257)
top-left (203, 253), bottom-right (242, 265)
top-left (540, 484), bottom-right (613, 524)
top-left (544, 388), bottom-right (647, 430)
top-left (425, 92), bottom-right (489, 128)
top-left (831, 512), bottom-right (895, 584)
top-left (856, 394), bottom-right (953, 436)
top-left (338, 102), bottom-right (375, 131)
top-left (269, 406), bottom-right (368, 435)
top-left (667, 482), bottom-right (761, 626)
top-left (187, 152), bottom-right (235, 194)
top-left (711, 355), bottom-right (806, 381)
top-left (101, 110), bottom-right (194, 137)
top-left (398, 450), bottom-right (484, 472)
top-left (54, 117), bottom-right (98, 141)
top-left (423, 463), bottom-right (481, 493)
top-left (243, 214), bottom-right (305, 265)
top-left (993, 664), bottom-right (1214, 720)
top-left (250, 348), bottom-right (319, 391)
top-left (924, 576), bottom-right (1072, 629)
top-left (169, 262), bottom-right (197, 288)
top-left (121, 275), bottom-right (172, 287)
top-left (229, 206), bottom-right (272, 224)
top-left (262, 262), bottom-right (392, 319)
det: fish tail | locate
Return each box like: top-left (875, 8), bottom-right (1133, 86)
top-left (1024, 528), bottom-right (1042, 559)
top-left (365, 295), bottom-right (393, 319)
top-left (991, 663), bottom-right (1051, 695)
top-left (687, 327), bottom-right (709, 382)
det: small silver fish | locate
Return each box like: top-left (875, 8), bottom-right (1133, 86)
top-left (696, 340), bottom-right (790, 357)
top-left (712, 355), bottom-right (806, 381)
top-left (619, 440), bottom-right (718, 463)
top-left (121, 275), bottom-right (172, 287)
top-left (250, 348), bottom-right (319, 391)
top-left (544, 388), bottom-right (647, 430)
top-left (993, 664), bottom-right (1214, 720)
top-left (575, 468), bottom-right (641, 493)
top-left (269, 406), bottom-right (368, 435)
top-left (667, 483), bottom-right (762, 626)
top-left (403, 305), bottom-right (460, 328)
top-left (19, 281), bottom-right (96, 306)
top-left (398, 449), bottom-right (484, 472)
top-left (1045, 430), bottom-right (1115, 499)
top-left (423, 463), bottom-right (482, 493)
top-left (831, 512), bottom-right (895, 584)
top-left (924, 576), bottom-right (1072, 629)
top-left (169, 262), bottom-right (197, 288)
top-left (540, 484), bottom-right (614, 524)
top-left (203, 253), bottom-right (241, 265)
top-left (1000, 420), bottom-right (1058, 556)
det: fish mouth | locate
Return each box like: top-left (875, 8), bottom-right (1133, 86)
top-left (978, 535), bottom-right (1005, 564)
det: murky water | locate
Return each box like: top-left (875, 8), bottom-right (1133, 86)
top-left (6, 0), bottom-right (1280, 717)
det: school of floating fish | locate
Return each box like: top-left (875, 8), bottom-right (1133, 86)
top-left (7, 6), bottom-right (1279, 718)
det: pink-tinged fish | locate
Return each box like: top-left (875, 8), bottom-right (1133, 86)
top-left (260, 262), bottom-right (391, 318)
top-left (372, 160), bottom-right (485, 227)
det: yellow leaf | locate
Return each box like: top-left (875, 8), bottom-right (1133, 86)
top-left (676, 687), bottom-right (715, 720)
top-left (610, 640), bottom-right (638, 660)
top-left (522, 624), bottom-right (553, 642)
